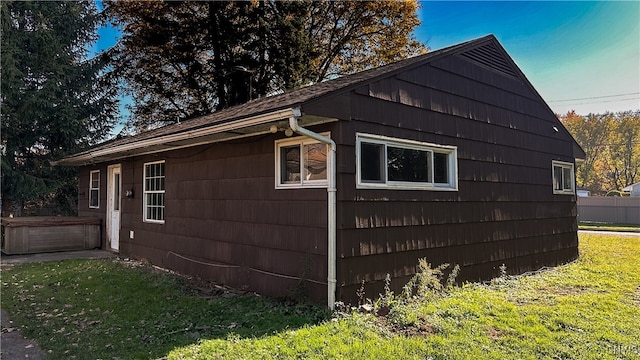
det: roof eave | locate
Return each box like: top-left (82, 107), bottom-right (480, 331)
top-left (53, 107), bottom-right (337, 167)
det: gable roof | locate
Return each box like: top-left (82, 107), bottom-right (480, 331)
top-left (622, 182), bottom-right (640, 192)
top-left (54, 34), bottom-right (584, 166)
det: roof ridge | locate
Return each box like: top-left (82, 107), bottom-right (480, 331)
top-left (303, 34), bottom-right (495, 88)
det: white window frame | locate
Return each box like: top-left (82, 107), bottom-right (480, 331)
top-left (275, 133), bottom-right (330, 189)
top-left (356, 133), bottom-right (458, 191)
top-left (143, 160), bottom-right (166, 224)
top-left (89, 170), bottom-right (100, 209)
top-left (552, 160), bottom-right (575, 195)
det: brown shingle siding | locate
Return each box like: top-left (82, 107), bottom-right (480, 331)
top-left (74, 35), bottom-right (581, 305)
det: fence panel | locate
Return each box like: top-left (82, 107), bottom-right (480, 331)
top-left (577, 197), bottom-right (640, 224)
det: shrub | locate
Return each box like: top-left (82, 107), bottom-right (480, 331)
top-left (363, 259), bottom-right (461, 318)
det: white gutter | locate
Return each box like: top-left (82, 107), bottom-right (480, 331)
top-left (288, 109), bottom-right (337, 310)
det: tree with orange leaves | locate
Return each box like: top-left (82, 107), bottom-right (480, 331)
top-left (560, 110), bottom-right (640, 193)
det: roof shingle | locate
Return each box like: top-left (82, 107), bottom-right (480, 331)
top-left (69, 35), bottom-right (491, 157)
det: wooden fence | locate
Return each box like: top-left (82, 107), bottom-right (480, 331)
top-left (577, 197), bottom-right (640, 225)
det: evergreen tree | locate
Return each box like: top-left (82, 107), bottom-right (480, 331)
top-left (1, 1), bottom-right (118, 216)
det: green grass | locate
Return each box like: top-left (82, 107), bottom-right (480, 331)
top-left (0, 260), bottom-right (329, 359)
top-left (3, 234), bottom-right (640, 359)
top-left (170, 234), bottom-right (640, 360)
top-left (578, 222), bottom-right (640, 232)
top-left (404, 234), bottom-right (640, 359)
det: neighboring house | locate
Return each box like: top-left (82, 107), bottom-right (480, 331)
top-left (622, 182), bottom-right (640, 197)
top-left (576, 188), bottom-right (590, 197)
top-left (54, 35), bottom-right (585, 308)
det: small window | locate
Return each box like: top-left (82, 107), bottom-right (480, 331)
top-left (89, 170), bottom-right (100, 208)
top-left (356, 133), bottom-right (458, 191)
top-left (143, 161), bottom-right (165, 223)
top-left (552, 160), bottom-right (575, 194)
top-left (275, 134), bottom-right (329, 188)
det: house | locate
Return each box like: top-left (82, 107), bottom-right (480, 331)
top-left (576, 188), bottom-right (590, 197)
top-left (622, 182), bottom-right (640, 197)
top-left (54, 35), bottom-right (585, 308)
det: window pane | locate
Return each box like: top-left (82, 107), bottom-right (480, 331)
top-left (361, 142), bottom-right (384, 182)
top-left (553, 166), bottom-right (563, 191)
top-left (563, 167), bottom-right (572, 190)
top-left (91, 172), bottom-right (99, 187)
top-left (304, 143), bottom-right (327, 181)
top-left (387, 146), bottom-right (430, 183)
top-left (281, 145), bottom-right (301, 183)
top-left (90, 189), bottom-right (98, 207)
top-left (433, 153), bottom-right (449, 184)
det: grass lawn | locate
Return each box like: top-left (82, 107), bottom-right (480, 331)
top-left (578, 222), bottom-right (640, 232)
top-left (0, 260), bottom-right (329, 359)
top-left (2, 233), bottom-right (640, 359)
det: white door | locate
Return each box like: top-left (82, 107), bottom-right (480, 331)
top-left (107, 165), bottom-right (121, 252)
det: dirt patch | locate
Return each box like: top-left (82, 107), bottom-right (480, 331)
top-left (391, 322), bottom-right (436, 337)
top-left (487, 326), bottom-right (502, 340)
top-left (375, 316), bottom-right (436, 337)
top-left (552, 285), bottom-right (594, 296)
top-left (117, 257), bottom-right (248, 299)
top-left (185, 276), bottom-right (248, 299)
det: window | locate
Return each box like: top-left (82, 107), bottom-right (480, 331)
top-left (356, 133), bottom-right (458, 190)
top-left (275, 134), bottom-right (329, 188)
top-left (89, 170), bottom-right (100, 208)
top-left (143, 161), bottom-right (165, 223)
top-left (552, 160), bottom-right (575, 194)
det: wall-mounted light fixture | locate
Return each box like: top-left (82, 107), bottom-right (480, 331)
top-left (125, 189), bottom-right (134, 198)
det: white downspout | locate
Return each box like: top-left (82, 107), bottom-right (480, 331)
top-left (288, 109), bottom-right (337, 310)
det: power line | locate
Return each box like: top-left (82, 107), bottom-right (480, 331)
top-left (562, 97), bottom-right (640, 106)
top-left (548, 92), bottom-right (640, 103)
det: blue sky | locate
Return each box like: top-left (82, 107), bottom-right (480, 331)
top-left (416, 1), bottom-right (640, 115)
top-left (94, 1), bottom-right (640, 118)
